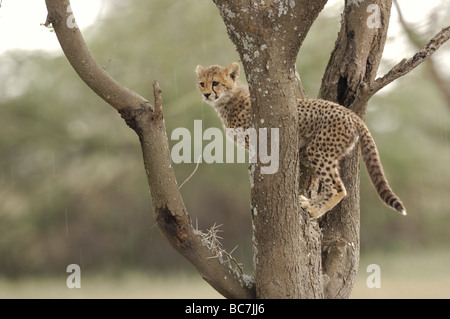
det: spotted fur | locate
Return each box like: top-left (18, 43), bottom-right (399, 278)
top-left (196, 63), bottom-right (407, 218)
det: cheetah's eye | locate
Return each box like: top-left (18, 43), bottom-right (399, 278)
top-left (212, 81), bottom-right (219, 87)
top-left (199, 82), bottom-right (205, 88)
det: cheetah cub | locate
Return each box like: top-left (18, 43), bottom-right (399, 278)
top-left (196, 62), bottom-right (407, 219)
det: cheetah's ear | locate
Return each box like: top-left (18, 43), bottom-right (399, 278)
top-left (195, 65), bottom-right (204, 77)
top-left (226, 62), bottom-right (240, 81)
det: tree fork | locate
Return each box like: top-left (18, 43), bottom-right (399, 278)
top-left (45, 0), bottom-right (255, 299)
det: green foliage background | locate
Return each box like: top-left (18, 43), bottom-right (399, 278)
top-left (1, 0), bottom-right (449, 281)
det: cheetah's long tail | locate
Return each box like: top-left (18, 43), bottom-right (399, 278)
top-left (357, 121), bottom-right (407, 216)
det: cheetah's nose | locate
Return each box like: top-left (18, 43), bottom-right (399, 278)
top-left (204, 93), bottom-right (211, 99)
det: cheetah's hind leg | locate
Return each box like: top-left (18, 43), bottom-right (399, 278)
top-left (299, 175), bottom-right (325, 217)
top-left (300, 159), bottom-right (348, 218)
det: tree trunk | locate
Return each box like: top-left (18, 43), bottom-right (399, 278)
top-left (214, 0), bottom-right (328, 298)
top-left (213, 0), bottom-right (392, 298)
top-left (318, 0), bottom-right (392, 298)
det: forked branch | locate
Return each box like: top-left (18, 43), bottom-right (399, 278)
top-left (393, 0), bottom-right (450, 108)
top-left (353, 25), bottom-right (450, 111)
top-left (45, 0), bottom-right (254, 299)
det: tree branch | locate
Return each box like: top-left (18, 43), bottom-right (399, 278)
top-left (319, 0), bottom-right (449, 299)
top-left (393, 0), bottom-right (450, 109)
top-left (44, 1), bottom-right (147, 114)
top-left (45, 0), bottom-right (255, 299)
top-left (353, 25), bottom-right (450, 111)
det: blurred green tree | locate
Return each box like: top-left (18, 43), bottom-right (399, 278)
top-left (0, 0), bottom-right (449, 296)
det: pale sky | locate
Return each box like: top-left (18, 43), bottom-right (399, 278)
top-left (0, 0), bottom-right (104, 54)
top-left (0, 0), bottom-right (447, 64)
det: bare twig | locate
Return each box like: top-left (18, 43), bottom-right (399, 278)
top-left (103, 42), bottom-right (117, 71)
top-left (179, 155), bottom-right (202, 190)
top-left (352, 25), bottom-right (450, 111)
top-left (195, 224), bottom-right (244, 275)
top-left (393, 0), bottom-right (450, 109)
top-left (374, 26), bottom-right (450, 90)
top-left (153, 80), bottom-right (163, 114)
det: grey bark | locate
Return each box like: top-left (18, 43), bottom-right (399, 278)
top-left (318, 0), bottom-right (393, 298)
top-left (213, 0), bottom-right (328, 298)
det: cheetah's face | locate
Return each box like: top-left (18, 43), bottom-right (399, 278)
top-left (195, 62), bottom-right (240, 106)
